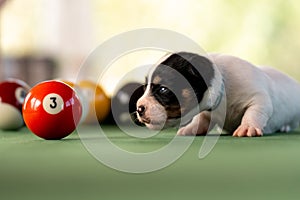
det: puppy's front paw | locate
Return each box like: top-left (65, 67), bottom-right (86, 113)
top-left (177, 125), bottom-right (207, 136)
top-left (177, 112), bottom-right (211, 136)
top-left (177, 127), bottom-right (190, 136)
top-left (233, 125), bottom-right (263, 137)
top-left (177, 126), bottom-right (193, 136)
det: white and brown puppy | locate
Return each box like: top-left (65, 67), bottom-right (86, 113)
top-left (136, 52), bottom-right (300, 137)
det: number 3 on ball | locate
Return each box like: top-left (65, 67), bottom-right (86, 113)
top-left (43, 93), bottom-right (64, 114)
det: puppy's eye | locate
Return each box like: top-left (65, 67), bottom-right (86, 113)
top-left (159, 86), bottom-right (169, 94)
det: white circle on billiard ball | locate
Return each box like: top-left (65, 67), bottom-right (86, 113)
top-left (42, 93), bottom-right (64, 115)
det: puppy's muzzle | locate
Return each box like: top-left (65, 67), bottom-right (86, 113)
top-left (136, 104), bottom-right (150, 124)
top-left (137, 105), bottom-right (146, 117)
top-left (136, 95), bottom-right (168, 130)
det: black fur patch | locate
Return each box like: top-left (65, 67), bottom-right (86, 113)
top-left (152, 84), bottom-right (181, 118)
top-left (150, 52), bottom-right (215, 116)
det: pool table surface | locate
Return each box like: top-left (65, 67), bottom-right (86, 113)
top-left (1, 125), bottom-right (300, 200)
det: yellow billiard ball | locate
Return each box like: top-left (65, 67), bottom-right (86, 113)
top-left (78, 80), bottom-right (110, 124)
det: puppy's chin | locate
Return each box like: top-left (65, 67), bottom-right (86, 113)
top-left (143, 118), bottom-right (180, 130)
top-left (145, 122), bottom-right (165, 130)
top-left (137, 115), bottom-right (166, 130)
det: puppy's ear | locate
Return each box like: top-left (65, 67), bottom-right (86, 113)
top-left (155, 52), bottom-right (216, 105)
top-left (181, 53), bottom-right (215, 84)
top-left (186, 64), bottom-right (200, 77)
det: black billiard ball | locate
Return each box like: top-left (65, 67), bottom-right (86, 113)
top-left (111, 82), bottom-right (144, 126)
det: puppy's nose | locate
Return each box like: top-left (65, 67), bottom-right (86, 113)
top-left (137, 105), bottom-right (146, 116)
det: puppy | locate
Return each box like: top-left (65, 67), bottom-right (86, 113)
top-left (136, 52), bottom-right (300, 137)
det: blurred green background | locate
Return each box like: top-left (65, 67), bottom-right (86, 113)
top-left (0, 0), bottom-right (300, 93)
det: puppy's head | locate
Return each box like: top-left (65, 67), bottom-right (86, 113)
top-left (136, 52), bottom-right (222, 130)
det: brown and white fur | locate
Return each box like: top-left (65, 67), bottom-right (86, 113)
top-left (136, 52), bottom-right (300, 137)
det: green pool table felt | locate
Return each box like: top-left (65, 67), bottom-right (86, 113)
top-left (1, 125), bottom-right (300, 200)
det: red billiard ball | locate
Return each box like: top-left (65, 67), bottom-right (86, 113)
top-left (22, 80), bottom-right (82, 140)
top-left (0, 79), bottom-right (30, 130)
